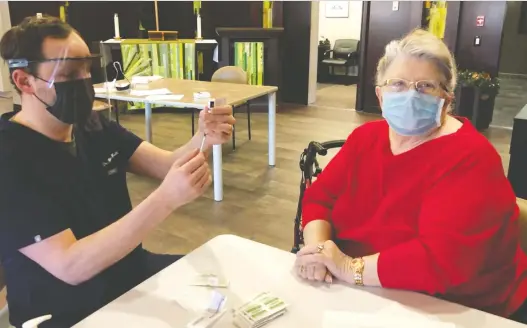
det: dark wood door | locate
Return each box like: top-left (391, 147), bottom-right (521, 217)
top-left (455, 1), bottom-right (506, 77)
top-left (356, 1), bottom-right (423, 114)
top-left (282, 1), bottom-right (312, 104)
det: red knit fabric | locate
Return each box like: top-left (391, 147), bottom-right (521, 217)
top-left (302, 118), bottom-right (527, 317)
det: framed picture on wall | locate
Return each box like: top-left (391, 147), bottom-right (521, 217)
top-left (325, 1), bottom-right (349, 18)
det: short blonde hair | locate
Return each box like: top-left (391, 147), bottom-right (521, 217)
top-left (375, 29), bottom-right (457, 92)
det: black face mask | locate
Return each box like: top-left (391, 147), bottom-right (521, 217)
top-left (33, 77), bottom-right (95, 126)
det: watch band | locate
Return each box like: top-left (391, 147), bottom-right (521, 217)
top-left (351, 257), bottom-right (365, 286)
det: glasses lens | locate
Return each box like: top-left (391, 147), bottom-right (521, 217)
top-left (385, 79), bottom-right (409, 92)
top-left (415, 80), bottom-right (440, 94)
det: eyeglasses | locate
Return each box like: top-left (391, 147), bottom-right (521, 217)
top-left (380, 78), bottom-right (448, 95)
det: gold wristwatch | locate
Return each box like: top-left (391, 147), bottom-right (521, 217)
top-left (351, 257), bottom-right (365, 286)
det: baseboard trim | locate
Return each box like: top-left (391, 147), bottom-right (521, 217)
top-left (499, 73), bottom-right (527, 80)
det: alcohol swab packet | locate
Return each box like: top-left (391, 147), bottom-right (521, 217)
top-left (187, 290), bottom-right (227, 328)
top-left (232, 292), bottom-right (289, 328)
top-left (190, 273), bottom-right (230, 288)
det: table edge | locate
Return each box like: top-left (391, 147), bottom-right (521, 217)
top-left (94, 87), bottom-right (277, 109)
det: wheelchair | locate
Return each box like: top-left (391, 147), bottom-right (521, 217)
top-left (291, 140), bottom-right (346, 254)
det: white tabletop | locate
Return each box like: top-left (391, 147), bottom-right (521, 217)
top-left (74, 235), bottom-right (524, 328)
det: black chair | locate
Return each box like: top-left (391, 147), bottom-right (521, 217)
top-left (322, 39), bottom-right (360, 85)
top-left (291, 140), bottom-right (346, 254)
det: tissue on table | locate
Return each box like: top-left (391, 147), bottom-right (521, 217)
top-left (94, 81), bottom-right (117, 94)
top-left (131, 75), bottom-right (163, 84)
top-left (187, 290), bottom-right (227, 328)
top-left (194, 91), bottom-right (211, 100)
top-left (130, 88), bottom-right (172, 97)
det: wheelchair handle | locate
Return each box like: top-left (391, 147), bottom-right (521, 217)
top-left (310, 141), bottom-right (328, 156)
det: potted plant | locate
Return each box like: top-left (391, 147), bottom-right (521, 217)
top-left (319, 37), bottom-right (331, 47)
top-left (318, 37), bottom-right (331, 58)
top-left (454, 70), bottom-right (500, 130)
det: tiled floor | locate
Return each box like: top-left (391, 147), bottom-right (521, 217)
top-left (492, 76), bottom-right (527, 128)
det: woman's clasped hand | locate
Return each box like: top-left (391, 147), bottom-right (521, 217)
top-left (294, 240), bottom-right (354, 284)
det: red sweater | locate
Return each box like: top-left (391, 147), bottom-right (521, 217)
top-left (302, 118), bottom-right (527, 317)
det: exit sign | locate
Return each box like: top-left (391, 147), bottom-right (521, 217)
top-left (476, 16), bottom-right (485, 27)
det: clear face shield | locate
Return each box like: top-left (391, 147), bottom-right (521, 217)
top-left (8, 50), bottom-right (103, 125)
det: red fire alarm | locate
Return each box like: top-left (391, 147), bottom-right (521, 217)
top-left (476, 16), bottom-right (485, 27)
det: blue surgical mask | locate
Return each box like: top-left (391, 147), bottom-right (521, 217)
top-left (381, 90), bottom-right (445, 136)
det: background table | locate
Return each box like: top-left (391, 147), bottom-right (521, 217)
top-left (94, 79), bottom-right (278, 201)
top-left (74, 235), bottom-right (524, 328)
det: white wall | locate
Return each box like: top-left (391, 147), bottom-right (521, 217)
top-left (308, 1), bottom-right (320, 104)
top-left (318, 1), bottom-right (363, 46)
top-left (0, 1), bottom-right (12, 96)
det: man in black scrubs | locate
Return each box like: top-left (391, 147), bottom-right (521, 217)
top-left (0, 16), bottom-right (235, 327)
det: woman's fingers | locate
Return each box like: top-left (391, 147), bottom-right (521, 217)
top-left (296, 253), bottom-right (326, 267)
top-left (295, 256), bottom-right (331, 283)
top-left (313, 264), bottom-right (327, 281)
top-left (297, 244), bottom-right (319, 256)
top-left (325, 272), bottom-right (333, 284)
top-left (294, 260), bottom-right (307, 279)
top-left (306, 265), bottom-right (315, 280)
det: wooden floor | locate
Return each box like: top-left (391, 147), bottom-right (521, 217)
top-left (314, 83), bottom-right (357, 110)
top-left (117, 105), bottom-right (513, 255)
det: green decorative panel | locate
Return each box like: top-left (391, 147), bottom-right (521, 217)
top-left (119, 40), bottom-right (197, 110)
top-left (233, 42), bottom-right (264, 86)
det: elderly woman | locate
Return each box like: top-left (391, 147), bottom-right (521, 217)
top-left (294, 29), bottom-right (527, 321)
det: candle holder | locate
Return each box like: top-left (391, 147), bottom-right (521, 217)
top-left (147, 0), bottom-right (178, 41)
top-left (194, 1), bottom-right (202, 40)
top-left (195, 14), bottom-right (203, 41)
top-left (114, 13), bottom-right (121, 40)
top-left (147, 30), bottom-right (178, 41)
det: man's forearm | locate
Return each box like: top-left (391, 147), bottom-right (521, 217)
top-left (171, 132), bottom-right (210, 163)
top-left (303, 220), bottom-right (332, 245)
top-left (62, 188), bottom-right (174, 285)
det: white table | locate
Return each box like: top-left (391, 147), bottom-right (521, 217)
top-left (74, 235), bottom-right (525, 328)
top-left (94, 79), bottom-right (278, 202)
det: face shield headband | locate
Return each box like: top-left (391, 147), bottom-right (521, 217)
top-left (7, 55), bottom-right (101, 125)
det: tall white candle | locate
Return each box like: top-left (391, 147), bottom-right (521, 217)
top-left (114, 14), bottom-right (120, 39)
top-left (196, 14), bottom-right (202, 39)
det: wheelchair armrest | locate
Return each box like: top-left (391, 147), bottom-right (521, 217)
top-left (320, 140), bottom-right (346, 151)
top-left (324, 49), bottom-right (334, 58)
top-left (301, 140), bottom-right (346, 181)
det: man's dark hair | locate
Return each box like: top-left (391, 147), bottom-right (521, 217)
top-left (0, 15), bottom-right (74, 92)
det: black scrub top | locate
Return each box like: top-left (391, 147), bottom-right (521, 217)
top-left (0, 111), bottom-right (146, 328)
